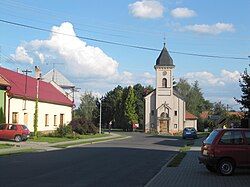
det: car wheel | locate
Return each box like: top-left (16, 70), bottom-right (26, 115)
top-left (217, 159), bottom-right (235, 176)
top-left (14, 135), bottom-right (22, 142)
top-left (206, 165), bottom-right (217, 173)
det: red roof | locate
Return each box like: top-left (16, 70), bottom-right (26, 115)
top-left (200, 111), bottom-right (209, 119)
top-left (0, 67), bottom-right (73, 106)
top-left (185, 111), bottom-right (198, 120)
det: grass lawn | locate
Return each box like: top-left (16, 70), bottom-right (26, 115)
top-left (29, 133), bottom-right (110, 143)
top-left (0, 144), bottom-right (14, 149)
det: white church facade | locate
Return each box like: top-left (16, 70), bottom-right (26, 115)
top-left (144, 45), bottom-right (197, 134)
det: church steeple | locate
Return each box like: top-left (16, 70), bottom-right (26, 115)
top-left (155, 44), bottom-right (175, 67)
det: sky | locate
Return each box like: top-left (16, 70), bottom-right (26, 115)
top-left (0, 0), bottom-right (249, 109)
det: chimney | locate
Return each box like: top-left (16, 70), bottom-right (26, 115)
top-left (35, 66), bottom-right (42, 80)
top-left (17, 67), bottom-right (21, 73)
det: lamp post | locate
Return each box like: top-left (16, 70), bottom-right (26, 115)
top-left (98, 98), bottom-right (102, 134)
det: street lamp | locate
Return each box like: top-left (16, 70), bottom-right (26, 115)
top-left (98, 98), bottom-right (102, 134)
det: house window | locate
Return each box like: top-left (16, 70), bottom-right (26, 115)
top-left (45, 114), bottom-right (49, 126)
top-left (162, 78), bottom-right (167, 88)
top-left (12, 112), bottom-right (19, 123)
top-left (60, 114), bottom-right (64, 126)
top-left (24, 113), bottom-right (28, 124)
top-left (54, 115), bottom-right (57, 126)
top-left (174, 111), bottom-right (177, 116)
top-left (151, 110), bottom-right (154, 116)
top-left (174, 124), bottom-right (178, 128)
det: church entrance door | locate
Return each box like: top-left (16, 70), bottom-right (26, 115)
top-left (159, 120), bottom-right (169, 133)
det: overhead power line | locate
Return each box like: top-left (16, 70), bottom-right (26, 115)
top-left (0, 19), bottom-right (249, 61)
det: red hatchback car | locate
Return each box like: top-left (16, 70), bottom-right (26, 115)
top-left (199, 128), bottom-right (250, 175)
top-left (0, 124), bottom-right (30, 142)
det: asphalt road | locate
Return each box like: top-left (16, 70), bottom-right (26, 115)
top-left (0, 132), bottom-right (183, 187)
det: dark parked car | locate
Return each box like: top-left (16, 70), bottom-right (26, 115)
top-left (0, 124), bottom-right (30, 142)
top-left (182, 127), bottom-right (197, 139)
top-left (198, 128), bottom-right (250, 175)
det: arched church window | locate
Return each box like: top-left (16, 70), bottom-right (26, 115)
top-left (162, 78), bottom-right (167, 88)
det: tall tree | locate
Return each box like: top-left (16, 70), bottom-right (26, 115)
top-left (175, 79), bottom-right (212, 116)
top-left (133, 84), bottom-right (144, 128)
top-left (235, 68), bottom-right (250, 119)
top-left (102, 85), bottom-right (124, 128)
top-left (76, 92), bottom-right (98, 121)
top-left (124, 86), bottom-right (138, 128)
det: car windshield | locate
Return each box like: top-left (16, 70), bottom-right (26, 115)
top-left (185, 128), bottom-right (195, 132)
top-left (204, 130), bottom-right (219, 144)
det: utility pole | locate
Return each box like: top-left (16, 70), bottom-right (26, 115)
top-left (71, 87), bottom-right (80, 118)
top-left (22, 69), bottom-right (32, 110)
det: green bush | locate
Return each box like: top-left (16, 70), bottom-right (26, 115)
top-left (55, 124), bottom-right (73, 137)
top-left (69, 118), bottom-right (98, 135)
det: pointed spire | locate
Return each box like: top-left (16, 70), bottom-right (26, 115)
top-left (155, 43), bottom-right (175, 67)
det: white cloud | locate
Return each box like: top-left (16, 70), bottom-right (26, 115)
top-left (183, 22), bottom-right (235, 35)
top-left (184, 69), bottom-right (240, 86)
top-left (11, 22), bottom-right (120, 79)
top-left (221, 69), bottom-right (240, 82)
top-left (185, 71), bottom-right (225, 86)
top-left (11, 46), bottom-right (33, 64)
top-left (129, 0), bottom-right (164, 19)
top-left (142, 72), bottom-right (155, 85)
top-left (171, 7), bottom-right (196, 18)
top-left (10, 22), bottom-right (136, 93)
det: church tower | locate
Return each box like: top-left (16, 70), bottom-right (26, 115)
top-left (154, 44), bottom-right (175, 133)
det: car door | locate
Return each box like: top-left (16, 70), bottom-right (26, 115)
top-left (5, 124), bottom-right (17, 140)
top-left (243, 130), bottom-right (250, 166)
top-left (217, 130), bottom-right (248, 166)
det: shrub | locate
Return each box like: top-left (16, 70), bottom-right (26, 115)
top-left (69, 118), bottom-right (98, 135)
top-left (55, 124), bottom-right (73, 137)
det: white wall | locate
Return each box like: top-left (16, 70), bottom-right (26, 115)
top-left (184, 120), bottom-right (197, 130)
top-left (5, 96), bottom-right (72, 132)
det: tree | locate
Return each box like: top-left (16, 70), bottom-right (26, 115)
top-left (175, 79), bottom-right (212, 116)
top-left (235, 68), bottom-right (250, 119)
top-left (133, 84), bottom-right (144, 128)
top-left (75, 92), bottom-right (98, 121)
top-left (213, 101), bottom-right (227, 116)
top-left (124, 86), bottom-right (138, 130)
top-left (102, 85), bottom-right (124, 128)
top-left (0, 107), bottom-right (5, 123)
top-left (33, 99), bottom-right (38, 138)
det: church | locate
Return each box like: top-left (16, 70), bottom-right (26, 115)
top-left (144, 44), bottom-right (197, 134)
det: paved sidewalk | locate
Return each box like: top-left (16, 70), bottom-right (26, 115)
top-left (146, 138), bottom-right (250, 187)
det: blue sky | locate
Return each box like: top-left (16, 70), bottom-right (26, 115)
top-left (0, 0), bottom-right (249, 109)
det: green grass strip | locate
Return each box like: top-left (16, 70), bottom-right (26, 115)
top-left (29, 134), bottom-right (109, 143)
top-left (0, 148), bottom-right (36, 156)
top-left (0, 144), bottom-right (14, 149)
top-left (167, 146), bottom-right (190, 167)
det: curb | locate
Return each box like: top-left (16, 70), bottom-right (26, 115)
top-left (67, 136), bottom-right (131, 148)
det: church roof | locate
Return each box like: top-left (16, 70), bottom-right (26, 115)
top-left (155, 45), bottom-right (175, 67)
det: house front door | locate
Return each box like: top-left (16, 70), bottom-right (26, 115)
top-left (159, 120), bottom-right (169, 133)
